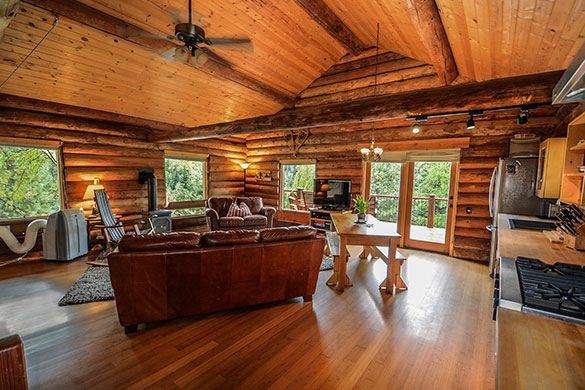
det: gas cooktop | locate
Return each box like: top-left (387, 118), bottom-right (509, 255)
top-left (516, 257), bottom-right (585, 323)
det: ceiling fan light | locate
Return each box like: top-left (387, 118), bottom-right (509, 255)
top-left (412, 123), bottom-right (421, 133)
top-left (192, 48), bottom-right (209, 66)
top-left (173, 46), bottom-right (189, 63)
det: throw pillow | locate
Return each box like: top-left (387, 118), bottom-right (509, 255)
top-left (226, 202), bottom-right (242, 217)
top-left (239, 202), bottom-right (252, 217)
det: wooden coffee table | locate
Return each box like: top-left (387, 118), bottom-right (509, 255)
top-left (331, 213), bottom-right (403, 294)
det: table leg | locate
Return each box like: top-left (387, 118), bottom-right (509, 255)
top-left (384, 237), bottom-right (398, 295)
top-left (338, 236), bottom-right (347, 292)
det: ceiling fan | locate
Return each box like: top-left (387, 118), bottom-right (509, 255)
top-left (161, 0), bottom-right (253, 67)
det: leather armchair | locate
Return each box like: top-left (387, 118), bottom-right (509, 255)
top-left (205, 197), bottom-right (276, 231)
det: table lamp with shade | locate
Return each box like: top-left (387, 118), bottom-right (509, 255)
top-left (83, 178), bottom-right (105, 216)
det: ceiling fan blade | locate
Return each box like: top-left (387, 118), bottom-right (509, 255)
top-left (198, 47), bottom-right (235, 68)
top-left (206, 38), bottom-right (254, 54)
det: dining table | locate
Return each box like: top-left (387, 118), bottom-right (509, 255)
top-left (330, 213), bottom-right (404, 294)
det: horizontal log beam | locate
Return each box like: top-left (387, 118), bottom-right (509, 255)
top-left (404, 0), bottom-right (458, 84)
top-left (150, 71), bottom-right (562, 142)
top-left (0, 108), bottom-right (149, 139)
top-left (294, 0), bottom-right (366, 56)
top-left (24, 0), bottom-right (294, 107)
top-left (0, 93), bottom-right (187, 133)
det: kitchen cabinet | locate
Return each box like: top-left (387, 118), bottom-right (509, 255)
top-left (536, 137), bottom-right (566, 198)
top-left (560, 121), bottom-right (585, 205)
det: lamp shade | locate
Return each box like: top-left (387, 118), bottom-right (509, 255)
top-left (83, 178), bottom-right (104, 200)
top-left (239, 162), bottom-right (250, 169)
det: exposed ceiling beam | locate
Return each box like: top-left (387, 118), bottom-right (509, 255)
top-left (24, 0), bottom-right (295, 107)
top-left (404, 0), bottom-right (458, 84)
top-left (149, 71), bottom-right (562, 143)
top-left (0, 93), bottom-right (187, 133)
top-left (294, 0), bottom-right (366, 56)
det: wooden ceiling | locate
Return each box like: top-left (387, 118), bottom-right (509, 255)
top-left (437, 0), bottom-right (585, 81)
top-left (0, 0), bottom-right (584, 129)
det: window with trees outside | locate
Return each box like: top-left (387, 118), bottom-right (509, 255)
top-left (281, 162), bottom-right (316, 210)
top-left (0, 144), bottom-right (61, 219)
top-left (165, 156), bottom-right (206, 217)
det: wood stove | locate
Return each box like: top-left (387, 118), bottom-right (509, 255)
top-left (138, 168), bottom-right (172, 233)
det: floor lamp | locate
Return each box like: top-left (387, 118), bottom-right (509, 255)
top-left (240, 162), bottom-right (250, 196)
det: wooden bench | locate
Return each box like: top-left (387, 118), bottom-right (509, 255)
top-left (325, 231), bottom-right (353, 287)
top-left (371, 246), bottom-right (408, 292)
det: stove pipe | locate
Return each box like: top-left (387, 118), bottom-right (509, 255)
top-left (138, 168), bottom-right (157, 212)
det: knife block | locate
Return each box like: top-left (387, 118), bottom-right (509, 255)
top-left (565, 224), bottom-right (585, 251)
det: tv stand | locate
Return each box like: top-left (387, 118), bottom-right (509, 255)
top-left (309, 208), bottom-right (352, 232)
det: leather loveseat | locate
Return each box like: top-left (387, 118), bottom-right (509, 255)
top-left (205, 197), bottom-right (276, 231)
top-left (108, 226), bottom-right (325, 333)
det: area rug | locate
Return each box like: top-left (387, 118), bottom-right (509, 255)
top-left (320, 255), bottom-right (334, 271)
top-left (58, 266), bottom-right (114, 306)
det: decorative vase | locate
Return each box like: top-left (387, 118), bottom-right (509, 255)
top-left (357, 212), bottom-right (367, 223)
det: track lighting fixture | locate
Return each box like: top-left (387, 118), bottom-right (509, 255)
top-left (466, 114), bottom-right (476, 130)
top-left (517, 110), bottom-right (528, 125)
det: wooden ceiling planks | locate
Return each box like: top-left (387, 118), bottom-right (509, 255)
top-left (0, 4), bottom-right (283, 127)
top-left (73, 0), bottom-right (347, 96)
top-left (322, 0), bottom-right (432, 64)
top-left (436, 0), bottom-right (585, 81)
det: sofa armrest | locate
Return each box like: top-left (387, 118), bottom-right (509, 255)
top-left (205, 208), bottom-right (220, 231)
top-left (260, 207), bottom-right (276, 227)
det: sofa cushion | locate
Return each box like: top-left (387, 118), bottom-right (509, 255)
top-left (260, 226), bottom-right (316, 243)
top-left (219, 216), bottom-right (244, 227)
top-left (201, 229), bottom-right (261, 247)
top-left (207, 197), bottom-right (235, 217)
top-left (243, 215), bottom-right (267, 226)
top-left (118, 233), bottom-right (201, 252)
top-left (237, 197), bottom-right (264, 214)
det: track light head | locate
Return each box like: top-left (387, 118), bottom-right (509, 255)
top-left (466, 114), bottom-right (475, 130)
top-left (517, 110), bottom-right (528, 125)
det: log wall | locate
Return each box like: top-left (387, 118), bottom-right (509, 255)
top-left (245, 108), bottom-right (560, 262)
top-left (0, 107), bottom-right (245, 258)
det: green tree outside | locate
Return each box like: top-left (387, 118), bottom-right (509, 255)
top-left (370, 161), bottom-right (451, 228)
top-left (0, 145), bottom-right (60, 219)
top-left (165, 158), bottom-right (205, 216)
top-left (282, 164), bottom-right (315, 209)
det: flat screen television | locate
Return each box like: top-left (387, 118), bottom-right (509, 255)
top-left (313, 179), bottom-right (352, 209)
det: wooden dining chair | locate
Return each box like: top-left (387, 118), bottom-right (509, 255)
top-left (94, 189), bottom-right (155, 253)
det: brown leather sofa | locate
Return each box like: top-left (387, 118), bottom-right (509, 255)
top-left (108, 226), bottom-right (325, 333)
top-left (205, 197), bottom-right (276, 231)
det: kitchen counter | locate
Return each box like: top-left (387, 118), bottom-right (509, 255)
top-left (497, 308), bottom-right (585, 389)
top-left (496, 213), bottom-right (585, 389)
top-left (498, 213), bottom-right (585, 266)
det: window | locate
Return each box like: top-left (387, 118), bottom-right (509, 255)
top-left (280, 162), bottom-right (316, 210)
top-left (0, 144), bottom-right (61, 219)
top-left (165, 156), bottom-right (206, 216)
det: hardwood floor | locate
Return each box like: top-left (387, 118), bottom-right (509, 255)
top-left (0, 248), bottom-right (496, 389)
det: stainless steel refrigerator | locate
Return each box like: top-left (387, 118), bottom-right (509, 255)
top-left (487, 157), bottom-right (548, 274)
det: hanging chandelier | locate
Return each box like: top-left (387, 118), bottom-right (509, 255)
top-left (361, 23), bottom-right (383, 162)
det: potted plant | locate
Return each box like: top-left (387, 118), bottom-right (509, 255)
top-left (353, 195), bottom-right (370, 223)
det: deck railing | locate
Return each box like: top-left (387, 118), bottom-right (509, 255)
top-left (370, 194), bottom-right (448, 228)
